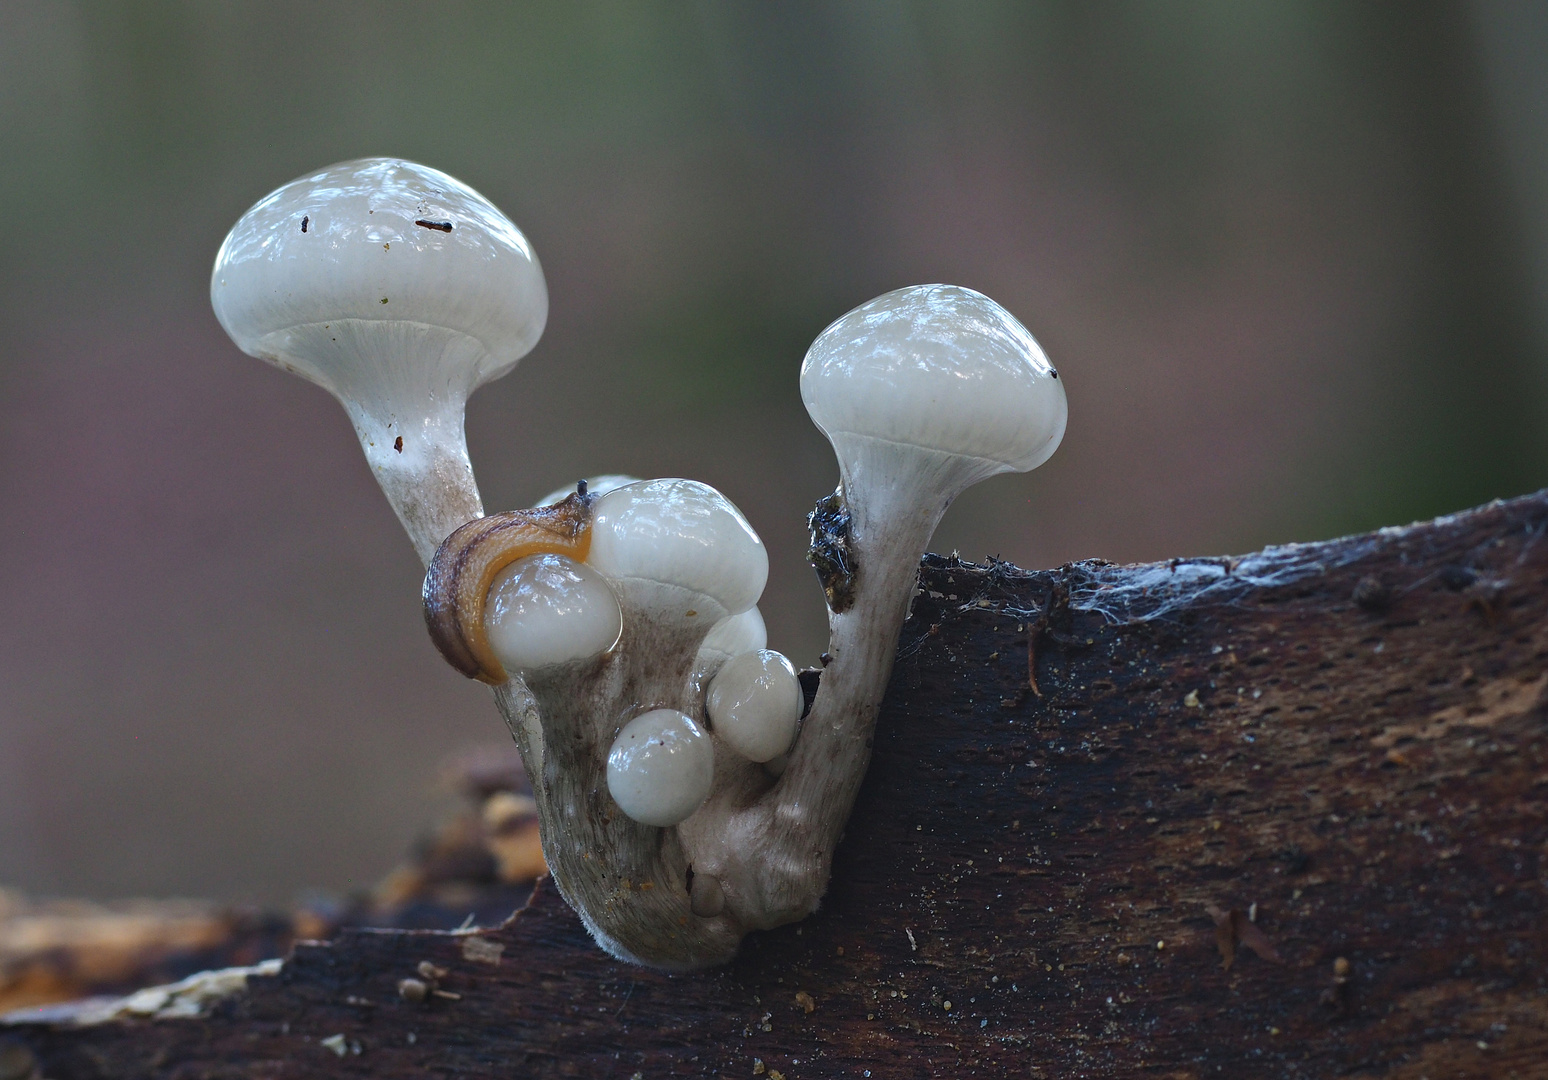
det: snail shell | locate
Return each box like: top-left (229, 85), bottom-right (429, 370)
top-left (423, 492), bottom-right (594, 684)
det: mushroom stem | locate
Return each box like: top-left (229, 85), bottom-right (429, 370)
top-left (689, 477), bottom-right (943, 929)
top-left (344, 398), bottom-right (484, 566)
top-left (782, 487), bottom-right (936, 830)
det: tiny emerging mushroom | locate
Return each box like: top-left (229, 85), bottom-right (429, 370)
top-left (211, 157), bottom-right (547, 563)
top-left (483, 552), bottom-right (622, 676)
top-left (606, 708), bottom-right (716, 826)
top-left (696, 605), bottom-right (769, 670)
top-left (706, 650), bottom-right (803, 763)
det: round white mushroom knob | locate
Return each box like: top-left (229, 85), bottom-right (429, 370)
top-left (800, 284), bottom-right (1066, 540)
top-left (698, 607), bottom-right (768, 664)
top-left (706, 649), bottom-right (803, 763)
top-left (211, 158), bottom-right (548, 563)
top-left (606, 709), bottom-right (715, 827)
top-left (484, 553), bottom-right (622, 674)
top-left (587, 479), bottom-right (768, 624)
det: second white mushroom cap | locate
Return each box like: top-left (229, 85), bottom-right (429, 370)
top-left (800, 285), bottom-right (1066, 528)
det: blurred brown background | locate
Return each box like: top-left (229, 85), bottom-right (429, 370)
top-left (0, 2), bottom-right (1544, 908)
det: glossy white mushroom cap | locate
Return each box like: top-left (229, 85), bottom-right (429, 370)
top-left (587, 480), bottom-right (768, 618)
top-left (210, 158), bottom-right (549, 563)
top-left (800, 285), bottom-right (1066, 518)
top-left (211, 158), bottom-right (546, 405)
top-left (606, 709), bottom-right (715, 827)
top-left (706, 650), bottom-right (803, 763)
top-left (484, 553), bottom-right (622, 673)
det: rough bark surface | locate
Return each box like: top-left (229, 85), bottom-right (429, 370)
top-left (6, 491), bottom-right (1547, 1079)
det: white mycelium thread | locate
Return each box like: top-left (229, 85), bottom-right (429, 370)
top-left (484, 553), bottom-right (622, 673)
top-left (211, 158), bottom-right (547, 563)
top-left (536, 475), bottom-right (640, 507)
top-left (606, 709), bottom-right (715, 827)
top-left (706, 649), bottom-right (803, 763)
top-left (586, 479), bottom-right (768, 622)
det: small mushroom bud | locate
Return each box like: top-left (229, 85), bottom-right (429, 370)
top-left (606, 709), bottom-right (715, 826)
top-left (706, 650), bottom-right (803, 762)
top-left (694, 606), bottom-right (769, 686)
top-left (211, 158), bottom-right (547, 563)
top-left (484, 553), bottom-right (622, 675)
top-left (587, 479), bottom-right (768, 627)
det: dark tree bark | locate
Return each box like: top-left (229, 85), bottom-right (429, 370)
top-left (5, 491), bottom-right (1546, 1079)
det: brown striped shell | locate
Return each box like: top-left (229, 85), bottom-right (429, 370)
top-left (422, 492), bottom-right (595, 684)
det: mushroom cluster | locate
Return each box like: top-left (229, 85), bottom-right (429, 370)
top-left (212, 159), bottom-right (1066, 969)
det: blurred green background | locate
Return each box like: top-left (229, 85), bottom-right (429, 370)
top-left (1, 1), bottom-right (1544, 906)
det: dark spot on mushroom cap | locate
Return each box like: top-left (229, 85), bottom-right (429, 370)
top-left (394, 436), bottom-right (404, 453)
top-left (300, 215), bottom-right (309, 233)
top-left (415, 219), bottom-right (454, 232)
top-left (1050, 369), bottom-right (1058, 379)
top-left (380, 297), bottom-right (389, 304)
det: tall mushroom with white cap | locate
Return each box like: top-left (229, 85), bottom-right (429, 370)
top-left (211, 157), bottom-right (547, 562)
top-left (676, 283), bottom-right (1067, 937)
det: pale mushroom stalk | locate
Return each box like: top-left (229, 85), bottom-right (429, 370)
top-left (493, 590), bottom-right (745, 969)
top-left (681, 284), bottom-right (1067, 934)
top-left (211, 158), bottom-right (547, 564)
top-left (334, 350), bottom-right (485, 564)
top-left (715, 482), bottom-right (942, 920)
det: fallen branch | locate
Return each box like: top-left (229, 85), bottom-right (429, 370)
top-left (6, 491), bottom-right (1546, 1078)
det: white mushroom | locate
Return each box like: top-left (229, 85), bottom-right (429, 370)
top-left (800, 283), bottom-right (1066, 548)
top-left (679, 284), bottom-right (1067, 941)
top-left (211, 157), bottom-right (547, 562)
top-left (484, 553), bottom-right (622, 674)
top-left (586, 479), bottom-right (768, 629)
top-left (606, 709), bottom-right (715, 826)
top-left (705, 649), bottom-right (803, 762)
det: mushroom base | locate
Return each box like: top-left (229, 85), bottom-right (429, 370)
top-left (486, 487), bottom-right (946, 970)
